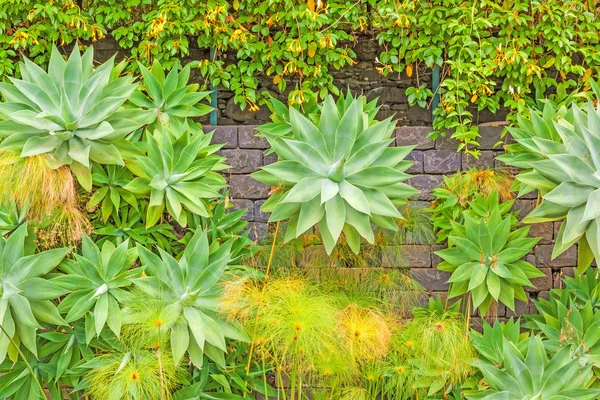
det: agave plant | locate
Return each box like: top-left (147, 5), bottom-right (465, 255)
top-left (128, 60), bottom-right (212, 135)
top-left (252, 94), bottom-right (418, 254)
top-left (134, 228), bottom-right (247, 367)
top-left (498, 98), bottom-right (600, 272)
top-left (435, 199), bottom-right (543, 316)
top-left (428, 169), bottom-right (516, 243)
top-left (465, 335), bottom-right (600, 400)
top-left (87, 163), bottom-right (139, 221)
top-left (54, 236), bottom-right (140, 341)
top-left (0, 199), bottom-right (27, 235)
top-left (124, 127), bottom-right (228, 228)
top-left (0, 44), bottom-right (148, 189)
top-left (92, 202), bottom-right (179, 252)
top-left (0, 224), bottom-right (70, 364)
top-left (563, 269), bottom-right (600, 309)
top-left (471, 318), bottom-right (529, 366)
top-left (526, 290), bottom-right (600, 368)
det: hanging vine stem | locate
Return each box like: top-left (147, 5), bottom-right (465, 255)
top-left (245, 220), bottom-right (281, 374)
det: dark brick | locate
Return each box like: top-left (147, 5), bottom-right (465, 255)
top-left (229, 175), bottom-right (270, 199)
top-left (461, 151), bottom-right (494, 170)
top-left (435, 134), bottom-right (460, 150)
top-left (412, 268), bottom-right (450, 291)
top-left (423, 150), bottom-right (461, 174)
top-left (506, 296), bottom-right (533, 318)
top-left (476, 126), bottom-right (504, 150)
top-left (221, 149), bottom-right (262, 174)
top-left (402, 245), bottom-right (432, 268)
top-left (406, 175), bottom-right (443, 201)
top-left (395, 126), bottom-right (434, 150)
top-left (263, 150), bottom-right (278, 166)
top-left (553, 267), bottom-right (574, 289)
top-left (405, 151), bottom-right (424, 174)
top-left (238, 125), bottom-right (268, 149)
top-left (204, 125), bottom-right (237, 148)
top-left (230, 199), bottom-right (254, 221)
top-left (254, 200), bottom-right (270, 223)
top-left (247, 222), bottom-right (268, 242)
top-left (431, 244), bottom-right (445, 267)
top-left (535, 245), bottom-right (577, 268)
top-left (513, 200), bottom-right (535, 219)
top-left (526, 267), bottom-right (552, 292)
top-left (528, 223), bottom-right (553, 245)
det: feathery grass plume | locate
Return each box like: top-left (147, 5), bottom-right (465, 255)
top-left (397, 203), bottom-right (435, 245)
top-left (84, 349), bottom-right (180, 400)
top-left (339, 386), bottom-right (375, 400)
top-left (0, 151), bottom-right (91, 246)
top-left (220, 276), bottom-right (344, 398)
top-left (337, 304), bottom-right (393, 363)
top-left (120, 289), bottom-right (179, 352)
top-left (383, 298), bottom-right (475, 399)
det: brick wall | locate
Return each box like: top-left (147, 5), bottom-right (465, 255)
top-left (207, 124), bottom-right (578, 319)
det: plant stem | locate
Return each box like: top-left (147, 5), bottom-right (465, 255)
top-left (246, 220), bottom-right (281, 374)
top-left (156, 348), bottom-right (166, 400)
top-left (0, 325), bottom-right (47, 399)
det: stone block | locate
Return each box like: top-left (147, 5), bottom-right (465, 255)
top-left (238, 125), bottom-right (268, 148)
top-left (405, 151), bottom-right (424, 174)
top-left (229, 175), bottom-right (270, 199)
top-left (412, 268), bottom-right (450, 291)
top-left (461, 151), bottom-right (494, 170)
top-left (402, 245), bottom-right (432, 268)
top-left (406, 175), bottom-right (443, 201)
top-left (204, 125), bottom-right (237, 148)
top-left (423, 150), bottom-right (461, 174)
top-left (230, 199), bottom-right (254, 221)
top-left (221, 149), bottom-right (262, 174)
top-left (526, 267), bottom-right (552, 292)
top-left (395, 126), bottom-right (435, 150)
top-left (535, 245), bottom-right (577, 268)
top-left (476, 126), bottom-right (504, 150)
top-left (254, 200), bottom-right (270, 223)
top-left (247, 222), bottom-right (268, 242)
top-left (528, 223), bottom-right (553, 245)
top-left (263, 150), bottom-right (278, 166)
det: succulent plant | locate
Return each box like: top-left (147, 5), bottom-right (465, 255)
top-left (498, 100), bottom-right (600, 273)
top-left (134, 228), bottom-right (247, 367)
top-left (0, 224), bottom-right (70, 364)
top-left (562, 269), bottom-right (600, 309)
top-left (435, 199), bottom-right (543, 316)
top-left (465, 335), bottom-right (600, 400)
top-left (124, 127), bottom-right (228, 228)
top-left (252, 94), bottom-right (418, 254)
top-left (87, 163), bottom-right (139, 221)
top-left (54, 236), bottom-right (141, 340)
top-left (128, 60), bottom-right (213, 135)
top-left (526, 290), bottom-right (600, 369)
top-left (0, 44), bottom-right (148, 190)
top-left (471, 318), bottom-right (529, 367)
top-left (428, 168), bottom-right (516, 243)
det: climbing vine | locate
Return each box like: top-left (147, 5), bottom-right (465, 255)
top-left (1, 0), bottom-right (599, 156)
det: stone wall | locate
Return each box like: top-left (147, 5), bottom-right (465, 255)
top-left (206, 124), bottom-right (577, 321)
top-left (92, 36), bottom-right (508, 126)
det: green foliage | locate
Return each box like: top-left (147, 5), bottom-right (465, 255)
top-left (55, 236), bottom-right (141, 340)
top-left (135, 228), bottom-right (248, 368)
top-left (526, 288), bottom-right (600, 370)
top-left (0, 44), bottom-right (147, 190)
top-left (87, 164), bottom-right (139, 221)
top-left (465, 335), bottom-right (600, 400)
top-left (253, 94), bottom-right (417, 254)
top-left (129, 60), bottom-right (213, 135)
top-left (500, 95), bottom-right (600, 273)
top-left (471, 318), bottom-right (529, 367)
top-left (0, 224), bottom-right (70, 364)
top-left (435, 199), bottom-right (543, 316)
top-left (429, 168), bottom-right (518, 243)
top-left (125, 128), bottom-right (227, 228)
top-left (4, 1), bottom-right (600, 157)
